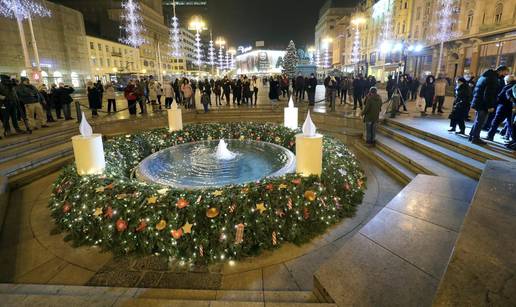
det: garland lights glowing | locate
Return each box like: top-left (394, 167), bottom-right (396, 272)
top-left (169, 0), bottom-right (181, 57)
top-left (120, 0), bottom-right (147, 48)
top-left (49, 123), bottom-right (365, 264)
top-left (0, 0), bottom-right (50, 18)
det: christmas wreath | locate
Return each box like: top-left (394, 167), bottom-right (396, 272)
top-left (49, 122), bottom-right (365, 263)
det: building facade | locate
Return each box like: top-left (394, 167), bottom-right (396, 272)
top-left (0, 0), bottom-right (90, 87)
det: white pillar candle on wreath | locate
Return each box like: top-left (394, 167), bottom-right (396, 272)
top-left (295, 111), bottom-right (323, 176)
top-left (168, 101), bottom-right (183, 131)
top-left (284, 96), bottom-right (298, 129)
top-left (71, 112), bottom-right (105, 176)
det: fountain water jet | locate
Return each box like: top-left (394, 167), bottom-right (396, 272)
top-left (215, 139), bottom-right (237, 160)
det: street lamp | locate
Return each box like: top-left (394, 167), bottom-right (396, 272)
top-left (322, 37), bottom-right (333, 70)
top-left (189, 16), bottom-right (207, 76)
top-left (216, 37), bottom-right (226, 74)
top-left (351, 17), bottom-right (366, 75)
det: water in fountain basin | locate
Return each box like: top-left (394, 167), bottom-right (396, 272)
top-left (216, 139), bottom-right (237, 160)
top-left (136, 139), bottom-right (296, 189)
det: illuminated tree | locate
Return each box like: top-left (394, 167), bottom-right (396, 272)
top-left (282, 40), bottom-right (298, 77)
top-left (120, 0), bottom-right (147, 48)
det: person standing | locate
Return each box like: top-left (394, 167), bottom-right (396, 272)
top-left (156, 82), bottom-right (163, 109)
top-left (234, 77), bottom-right (243, 105)
top-left (433, 75), bottom-right (447, 114)
top-left (251, 76), bottom-right (259, 106)
top-left (268, 76), bottom-right (280, 102)
top-left (16, 77), bottom-right (48, 129)
top-left (242, 76), bottom-right (252, 105)
top-left (295, 74), bottom-right (305, 102)
top-left (214, 79), bottom-right (222, 106)
top-left (148, 80), bottom-right (158, 111)
top-left (222, 76), bottom-right (231, 104)
top-left (38, 83), bottom-right (55, 122)
top-left (410, 77), bottom-right (420, 101)
top-left (307, 73), bottom-right (317, 106)
top-left (173, 78), bottom-right (181, 104)
top-left (181, 79), bottom-right (193, 108)
top-left (340, 76), bottom-right (349, 104)
top-left (53, 82), bottom-right (74, 120)
top-left (135, 79), bottom-right (146, 114)
top-left (86, 80), bottom-right (102, 117)
top-left (352, 74), bottom-right (364, 110)
top-left (0, 75), bottom-right (24, 135)
top-left (448, 77), bottom-right (471, 135)
top-left (124, 80), bottom-right (138, 115)
top-left (469, 65), bottom-right (509, 145)
top-left (104, 82), bottom-right (117, 113)
top-left (327, 76), bottom-right (338, 111)
top-left (485, 75), bottom-right (515, 141)
top-left (203, 78), bottom-right (212, 106)
top-left (163, 81), bottom-right (174, 109)
top-left (419, 75), bottom-right (436, 115)
top-left (362, 87), bottom-right (383, 145)
top-left (386, 75), bottom-right (396, 102)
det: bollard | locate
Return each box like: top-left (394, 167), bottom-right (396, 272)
top-left (75, 100), bottom-right (82, 123)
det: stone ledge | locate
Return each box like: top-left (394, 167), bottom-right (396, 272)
top-left (0, 176), bottom-right (9, 236)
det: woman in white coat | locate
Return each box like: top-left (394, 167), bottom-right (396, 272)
top-left (163, 81), bottom-right (174, 109)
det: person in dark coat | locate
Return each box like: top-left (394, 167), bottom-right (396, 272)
top-left (295, 74), bottom-right (305, 101)
top-left (306, 73), bottom-right (317, 106)
top-left (242, 76), bottom-right (252, 105)
top-left (386, 75), bottom-right (396, 101)
top-left (352, 75), bottom-right (365, 110)
top-left (0, 75), bottom-right (24, 135)
top-left (448, 77), bottom-right (471, 134)
top-left (268, 76), bottom-right (280, 101)
top-left (52, 82), bottom-right (75, 120)
top-left (87, 80), bottom-right (102, 116)
top-left (486, 75), bottom-right (515, 141)
top-left (469, 65), bottom-right (509, 145)
top-left (362, 87), bottom-right (383, 145)
top-left (399, 75), bottom-right (410, 103)
top-left (203, 78), bottom-right (212, 106)
top-left (222, 76), bottom-right (231, 104)
top-left (340, 76), bottom-right (350, 104)
top-left (410, 78), bottom-right (420, 101)
top-left (419, 75), bottom-right (436, 114)
top-left (214, 79), bottom-right (222, 106)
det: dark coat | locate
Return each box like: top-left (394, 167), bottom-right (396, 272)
top-left (449, 83), bottom-right (471, 120)
top-left (306, 76), bottom-right (317, 92)
top-left (16, 84), bottom-right (40, 105)
top-left (52, 86), bottom-right (74, 106)
top-left (269, 79), bottom-right (280, 100)
top-left (87, 86), bottom-right (102, 109)
top-left (471, 69), bottom-right (502, 111)
top-left (419, 76), bottom-right (435, 103)
top-left (295, 76), bottom-right (305, 89)
top-left (362, 93), bottom-right (383, 122)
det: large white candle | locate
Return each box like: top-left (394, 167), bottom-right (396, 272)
top-left (72, 113), bottom-right (105, 175)
top-left (284, 96), bottom-right (298, 129)
top-left (296, 111), bottom-right (323, 176)
top-left (168, 101), bottom-right (183, 131)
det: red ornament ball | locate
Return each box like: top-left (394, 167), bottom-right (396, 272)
top-left (170, 228), bottom-right (183, 239)
top-left (62, 202), bottom-right (71, 213)
top-left (116, 219), bottom-right (128, 232)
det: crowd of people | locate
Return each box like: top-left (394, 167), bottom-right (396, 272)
top-left (0, 75), bottom-right (75, 138)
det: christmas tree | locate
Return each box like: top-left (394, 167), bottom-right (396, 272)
top-left (120, 0), bottom-right (146, 47)
top-left (282, 40), bottom-right (299, 77)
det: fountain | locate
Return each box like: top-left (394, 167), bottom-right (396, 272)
top-left (215, 139), bottom-right (237, 160)
top-left (136, 139), bottom-right (296, 189)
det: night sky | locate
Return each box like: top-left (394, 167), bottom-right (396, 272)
top-left (205, 0), bottom-right (328, 49)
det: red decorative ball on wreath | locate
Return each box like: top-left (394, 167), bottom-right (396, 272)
top-left (116, 219), bottom-right (128, 232)
top-left (170, 228), bottom-right (183, 239)
top-left (62, 201), bottom-right (71, 213)
top-left (176, 198), bottom-right (189, 209)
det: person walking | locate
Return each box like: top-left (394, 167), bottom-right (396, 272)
top-left (485, 74), bottom-right (515, 141)
top-left (53, 82), bottom-right (74, 120)
top-left (433, 75), bottom-right (447, 114)
top-left (16, 77), bottom-right (48, 129)
top-left (469, 65), bottom-right (509, 145)
top-left (448, 77), bottom-right (471, 135)
top-left (362, 87), bottom-right (383, 145)
top-left (307, 73), bottom-right (317, 106)
top-left (86, 80), bottom-right (102, 117)
top-left (104, 82), bottom-right (117, 113)
top-left (124, 80), bottom-right (138, 115)
top-left (419, 75), bottom-right (436, 115)
top-left (163, 81), bottom-right (174, 109)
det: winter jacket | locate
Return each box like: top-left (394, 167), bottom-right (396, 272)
top-left (362, 93), bottom-right (383, 123)
top-left (306, 77), bottom-right (317, 91)
top-left (471, 69), bottom-right (503, 111)
top-left (87, 86), bottom-right (102, 109)
top-left (181, 83), bottom-right (193, 98)
top-left (104, 85), bottom-right (116, 100)
top-left (295, 76), bottom-right (305, 89)
top-left (497, 82), bottom-right (516, 110)
top-left (52, 86), bottom-right (74, 105)
top-left (163, 83), bottom-right (174, 98)
top-left (419, 76), bottom-right (436, 102)
top-left (148, 83), bottom-right (158, 101)
top-left (449, 83), bottom-right (471, 120)
top-left (16, 84), bottom-right (40, 105)
top-left (435, 79), bottom-right (447, 96)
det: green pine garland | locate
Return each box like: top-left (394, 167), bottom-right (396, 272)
top-left (49, 122), bottom-right (365, 264)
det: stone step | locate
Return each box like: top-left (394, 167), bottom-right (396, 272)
top-left (385, 119), bottom-right (516, 162)
top-left (0, 124), bottom-right (75, 152)
top-left (379, 125), bottom-right (484, 180)
top-left (0, 130), bottom-right (76, 164)
top-left (0, 142), bottom-right (72, 178)
top-left (376, 135), bottom-right (474, 180)
top-left (354, 141), bottom-right (415, 185)
top-left (0, 284), bottom-right (335, 306)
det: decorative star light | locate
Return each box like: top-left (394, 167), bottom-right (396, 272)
top-left (182, 221), bottom-right (193, 234)
top-left (119, 0), bottom-right (147, 48)
top-left (256, 202), bottom-right (267, 214)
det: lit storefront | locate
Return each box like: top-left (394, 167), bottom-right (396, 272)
top-left (235, 50), bottom-right (285, 75)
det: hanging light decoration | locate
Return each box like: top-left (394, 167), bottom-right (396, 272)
top-left (225, 50), bottom-right (230, 71)
top-left (315, 49), bottom-right (320, 68)
top-left (208, 31), bottom-right (216, 69)
top-left (351, 17), bottom-right (365, 69)
top-left (0, 0), bottom-right (50, 18)
top-left (432, 0), bottom-right (458, 75)
top-left (119, 0), bottom-right (147, 47)
top-left (189, 16), bottom-right (206, 69)
top-left (216, 37), bottom-right (225, 73)
top-left (228, 48), bottom-right (236, 70)
top-left (169, 0), bottom-right (181, 57)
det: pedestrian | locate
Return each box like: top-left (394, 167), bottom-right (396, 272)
top-left (448, 77), bottom-right (471, 135)
top-left (222, 76), bottom-right (231, 104)
top-left (163, 81), bottom-right (174, 109)
top-left (53, 82), bottom-right (74, 120)
top-left (135, 79), bottom-right (146, 114)
top-left (214, 79), bottom-right (222, 106)
top-left (295, 74), bottom-right (305, 101)
top-left (419, 75), bottom-right (436, 115)
top-left (386, 75), bottom-right (396, 102)
top-left (156, 82), bottom-right (163, 108)
top-left (410, 77), bottom-right (420, 101)
top-left (0, 74), bottom-right (25, 135)
top-left (469, 65), bottom-right (510, 145)
top-left (204, 78), bottom-right (212, 106)
top-left (433, 75), bottom-right (447, 114)
top-left (252, 76), bottom-right (259, 105)
top-left (362, 87), bottom-right (383, 145)
top-left (340, 76), bottom-right (349, 104)
top-left (86, 80), bottom-right (102, 117)
top-left (173, 78), bottom-right (181, 105)
top-left (38, 83), bottom-right (55, 122)
top-left (327, 76), bottom-right (338, 111)
top-left (352, 74), bottom-right (365, 110)
top-left (485, 74), bottom-right (515, 141)
top-left (16, 77), bottom-right (48, 129)
top-left (242, 76), bottom-right (252, 105)
top-left (181, 79), bottom-right (193, 108)
top-left (50, 84), bottom-right (62, 119)
top-left (268, 76), bottom-right (280, 102)
top-left (307, 73), bottom-right (317, 106)
top-left (124, 80), bottom-right (138, 115)
top-left (104, 82), bottom-right (117, 113)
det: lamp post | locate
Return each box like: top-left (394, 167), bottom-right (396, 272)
top-left (351, 17), bottom-right (365, 76)
top-left (189, 16), bottom-right (206, 77)
top-left (216, 37), bottom-right (226, 75)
